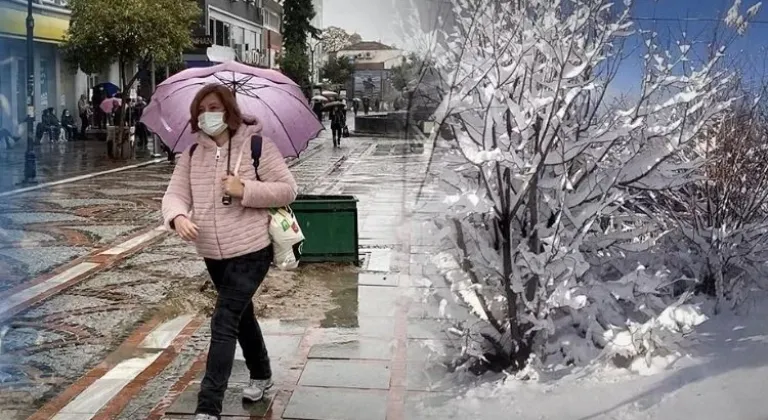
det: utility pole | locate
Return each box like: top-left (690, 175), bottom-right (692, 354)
top-left (149, 57), bottom-right (162, 158)
top-left (23, 0), bottom-right (37, 184)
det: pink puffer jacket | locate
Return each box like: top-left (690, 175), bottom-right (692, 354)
top-left (161, 119), bottom-right (297, 260)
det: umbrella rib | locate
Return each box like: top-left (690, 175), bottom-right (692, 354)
top-left (152, 80), bottom-right (208, 103)
top-left (256, 98), bottom-right (302, 157)
top-left (170, 119), bottom-right (192, 153)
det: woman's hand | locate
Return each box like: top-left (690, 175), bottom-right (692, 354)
top-left (173, 215), bottom-right (199, 241)
top-left (222, 175), bottom-right (245, 198)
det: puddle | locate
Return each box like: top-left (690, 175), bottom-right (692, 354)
top-left (102, 345), bottom-right (159, 366)
top-left (256, 263), bottom-right (359, 326)
top-left (318, 271), bottom-right (359, 329)
top-left (153, 280), bottom-right (217, 321)
top-left (145, 262), bottom-right (362, 332)
top-left (0, 360), bottom-right (29, 384)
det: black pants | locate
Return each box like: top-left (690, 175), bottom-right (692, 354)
top-left (196, 246), bottom-right (273, 417)
top-left (80, 114), bottom-right (89, 138)
top-left (63, 125), bottom-right (76, 142)
top-left (135, 122), bottom-right (148, 146)
top-left (331, 124), bottom-right (342, 146)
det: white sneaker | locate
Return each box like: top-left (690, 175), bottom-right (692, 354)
top-left (243, 378), bottom-right (273, 402)
top-left (194, 414), bottom-right (218, 420)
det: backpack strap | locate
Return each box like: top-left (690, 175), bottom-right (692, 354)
top-left (251, 135), bottom-right (263, 181)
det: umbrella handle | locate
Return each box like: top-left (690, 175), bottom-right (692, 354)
top-left (222, 137), bottom-right (233, 206)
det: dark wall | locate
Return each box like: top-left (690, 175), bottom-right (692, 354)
top-left (200, 0), bottom-right (263, 26)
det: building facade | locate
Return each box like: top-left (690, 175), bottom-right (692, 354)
top-left (0, 0), bottom-right (72, 135)
top-left (0, 0), bottom-right (140, 137)
top-left (184, 0), bottom-right (268, 68)
top-left (261, 0), bottom-right (282, 69)
top-left (309, 0), bottom-right (323, 84)
top-left (337, 41), bottom-right (402, 101)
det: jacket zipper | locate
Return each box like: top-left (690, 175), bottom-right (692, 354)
top-left (213, 146), bottom-right (223, 259)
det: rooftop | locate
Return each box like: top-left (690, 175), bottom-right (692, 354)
top-left (340, 41), bottom-right (396, 51)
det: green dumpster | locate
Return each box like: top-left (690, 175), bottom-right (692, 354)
top-left (292, 194), bottom-right (360, 265)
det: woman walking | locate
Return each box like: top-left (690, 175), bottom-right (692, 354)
top-left (162, 84), bottom-right (297, 420)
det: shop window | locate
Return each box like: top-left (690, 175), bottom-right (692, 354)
top-left (215, 20), bottom-right (224, 46)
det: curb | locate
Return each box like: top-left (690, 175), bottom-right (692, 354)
top-left (0, 158), bottom-right (165, 198)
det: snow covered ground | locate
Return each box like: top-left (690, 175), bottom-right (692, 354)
top-left (411, 293), bottom-right (768, 420)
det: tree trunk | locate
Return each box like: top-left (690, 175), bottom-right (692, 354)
top-left (499, 191), bottom-right (520, 340)
top-left (111, 57), bottom-right (140, 160)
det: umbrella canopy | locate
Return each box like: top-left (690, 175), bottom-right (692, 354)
top-left (141, 61), bottom-right (323, 157)
top-left (311, 95), bottom-right (328, 102)
top-left (94, 82), bottom-right (120, 98)
top-left (100, 97), bottom-right (122, 113)
top-left (321, 101), bottom-right (346, 111)
top-left (322, 90), bottom-right (339, 98)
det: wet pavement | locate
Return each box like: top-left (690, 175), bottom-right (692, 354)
top-left (0, 129), bottom-right (475, 420)
top-left (0, 140), bottom-right (160, 193)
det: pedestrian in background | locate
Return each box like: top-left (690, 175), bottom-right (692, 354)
top-left (330, 106), bottom-right (346, 148)
top-left (312, 100), bottom-right (323, 122)
top-left (61, 109), bottom-right (76, 142)
top-left (77, 94), bottom-right (89, 139)
top-left (162, 84), bottom-right (298, 420)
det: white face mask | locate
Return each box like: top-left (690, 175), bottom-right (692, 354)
top-left (198, 112), bottom-right (227, 137)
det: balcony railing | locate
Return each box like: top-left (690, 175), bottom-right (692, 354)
top-left (40, 0), bottom-right (68, 6)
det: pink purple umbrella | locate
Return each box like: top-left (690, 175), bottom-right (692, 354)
top-left (141, 61), bottom-right (323, 157)
top-left (100, 97), bottom-right (121, 113)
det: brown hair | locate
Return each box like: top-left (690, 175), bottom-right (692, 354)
top-left (189, 84), bottom-right (243, 133)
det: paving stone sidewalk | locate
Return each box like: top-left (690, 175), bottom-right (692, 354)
top-left (98, 136), bottom-right (474, 420)
top-left (0, 140), bottom-right (160, 193)
top-left (0, 135), bottom-right (360, 420)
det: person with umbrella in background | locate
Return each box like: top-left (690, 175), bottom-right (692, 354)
top-left (328, 103), bottom-right (347, 147)
top-left (162, 84), bottom-right (298, 420)
top-left (312, 100), bottom-right (323, 122)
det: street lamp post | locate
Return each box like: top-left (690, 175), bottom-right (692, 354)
top-left (308, 40), bottom-right (322, 86)
top-left (23, 0), bottom-right (37, 184)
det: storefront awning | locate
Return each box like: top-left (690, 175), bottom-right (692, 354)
top-left (0, 8), bottom-right (69, 43)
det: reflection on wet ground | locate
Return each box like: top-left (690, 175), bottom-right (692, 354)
top-left (152, 136), bottom-right (479, 420)
top-left (0, 141), bottom-right (157, 193)
top-left (0, 134), bottom-right (477, 420)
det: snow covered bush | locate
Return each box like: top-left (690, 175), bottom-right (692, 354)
top-left (413, 0), bottom-right (750, 372)
top-left (649, 94), bottom-right (768, 313)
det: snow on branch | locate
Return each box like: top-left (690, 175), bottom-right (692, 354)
top-left (412, 0), bottom-right (751, 374)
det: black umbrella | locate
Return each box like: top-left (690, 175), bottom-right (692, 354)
top-left (321, 101), bottom-right (346, 111)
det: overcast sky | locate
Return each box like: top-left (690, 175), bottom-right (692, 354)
top-left (321, 0), bottom-right (404, 46)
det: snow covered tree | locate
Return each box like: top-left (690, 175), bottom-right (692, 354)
top-left (642, 2), bottom-right (767, 315)
top-left (422, 0), bottom-right (741, 371)
top-left (321, 26), bottom-right (362, 53)
top-left (651, 83), bottom-right (768, 313)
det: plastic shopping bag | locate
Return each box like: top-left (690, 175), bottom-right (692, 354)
top-left (268, 207), bottom-right (304, 270)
